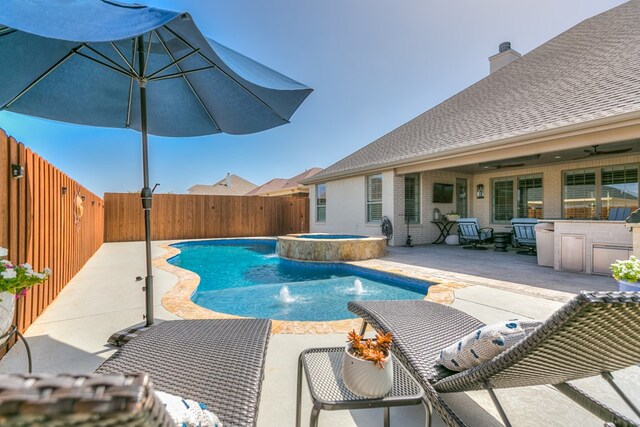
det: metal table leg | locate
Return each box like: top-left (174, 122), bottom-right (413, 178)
top-left (310, 401), bottom-right (322, 427)
top-left (296, 354), bottom-right (303, 427)
top-left (384, 407), bottom-right (390, 427)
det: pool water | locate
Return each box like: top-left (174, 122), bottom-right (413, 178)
top-left (169, 240), bottom-right (428, 321)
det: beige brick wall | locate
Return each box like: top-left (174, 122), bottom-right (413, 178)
top-left (631, 225), bottom-right (640, 257)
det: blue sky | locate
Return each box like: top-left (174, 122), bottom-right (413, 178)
top-left (0, 0), bottom-right (626, 196)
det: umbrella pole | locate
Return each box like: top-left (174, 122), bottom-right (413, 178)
top-left (138, 36), bottom-right (154, 327)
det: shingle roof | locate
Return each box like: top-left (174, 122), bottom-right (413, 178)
top-left (312, 0), bottom-right (640, 182)
top-left (245, 167), bottom-right (322, 196)
top-left (187, 174), bottom-right (257, 195)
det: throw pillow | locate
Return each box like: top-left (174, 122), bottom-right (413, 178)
top-left (155, 390), bottom-right (222, 427)
top-left (436, 319), bottom-right (542, 372)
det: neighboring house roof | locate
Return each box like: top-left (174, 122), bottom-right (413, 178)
top-left (310, 0), bottom-right (640, 183)
top-left (187, 174), bottom-right (257, 195)
top-left (246, 167), bottom-right (322, 196)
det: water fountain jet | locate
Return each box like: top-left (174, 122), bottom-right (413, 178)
top-left (279, 285), bottom-right (295, 304)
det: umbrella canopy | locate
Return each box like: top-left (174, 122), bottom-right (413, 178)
top-left (0, 0), bottom-right (312, 136)
top-left (0, 0), bottom-right (312, 327)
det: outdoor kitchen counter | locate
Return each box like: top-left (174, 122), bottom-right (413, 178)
top-left (538, 220), bottom-right (632, 275)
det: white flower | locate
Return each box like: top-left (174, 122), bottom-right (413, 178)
top-left (0, 247), bottom-right (7, 257)
top-left (43, 267), bottom-right (51, 275)
top-left (1, 269), bottom-right (17, 279)
top-left (21, 263), bottom-right (32, 270)
top-left (34, 272), bottom-right (45, 280)
top-left (1, 260), bottom-right (11, 265)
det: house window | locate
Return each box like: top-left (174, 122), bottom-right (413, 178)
top-left (366, 174), bottom-right (383, 222)
top-left (316, 183), bottom-right (326, 223)
top-left (492, 179), bottom-right (514, 222)
top-left (492, 174), bottom-right (543, 223)
top-left (517, 175), bottom-right (543, 218)
top-left (404, 173), bottom-right (420, 224)
top-left (563, 169), bottom-right (596, 218)
top-left (601, 165), bottom-right (638, 219)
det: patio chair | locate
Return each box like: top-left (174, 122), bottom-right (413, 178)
top-left (456, 218), bottom-right (493, 250)
top-left (510, 218), bottom-right (538, 255)
top-left (0, 318), bottom-right (272, 427)
top-left (348, 292), bottom-right (640, 427)
top-left (609, 207), bottom-right (633, 221)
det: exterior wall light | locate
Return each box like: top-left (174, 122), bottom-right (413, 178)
top-left (62, 186), bottom-right (68, 195)
top-left (476, 184), bottom-right (485, 199)
top-left (11, 164), bottom-right (24, 179)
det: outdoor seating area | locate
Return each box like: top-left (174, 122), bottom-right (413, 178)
top-left (349, 292), bottom-right (640, 426)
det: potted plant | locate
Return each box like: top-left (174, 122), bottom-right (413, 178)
top-left (342, 329), bottom-right (394, 397)
top-left (610, 255), bottom-right (640, 292)
top-left (0, 247), bottom-right (50, 346)
top-left (445, 212), bottom-right (460, 221)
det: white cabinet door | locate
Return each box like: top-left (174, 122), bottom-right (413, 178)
top-left (560, 234), bottom-right (585, 272)
top-left (592, 246), bottom-right (632, 276)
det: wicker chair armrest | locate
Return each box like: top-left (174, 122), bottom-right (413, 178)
top-left (0, 373), bottom-right (173, 426)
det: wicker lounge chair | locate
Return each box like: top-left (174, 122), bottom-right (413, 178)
top-left (0, 318), bottom-right (272, 427)
top-left (348, 292), bottom-right (640, 427)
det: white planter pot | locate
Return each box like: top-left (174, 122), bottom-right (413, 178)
top-left (618, 280), bottom-right (640, 292)
top-left (0, 291), bottom-right (16, 347)
top-left (342, 344), bottom-right (393, 398)
top-left (446, 215), bottom-right (460, 221)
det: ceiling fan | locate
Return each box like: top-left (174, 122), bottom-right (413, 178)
top-left (572, 145), bottom-right (632, 160)
top-left (479, 154), bottom-right (539, 170)
top-left (483, 163), bottom-right (525, 169)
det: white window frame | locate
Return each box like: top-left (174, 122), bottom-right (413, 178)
top-left (366, 174), bottom-right (383, 223)
top-left (316, 183), bottom-right (326, 223)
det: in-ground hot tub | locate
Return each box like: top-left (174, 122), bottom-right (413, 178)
top-left (278, 233), bottom-right (387, 261)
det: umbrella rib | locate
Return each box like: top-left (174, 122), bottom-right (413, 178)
top-left (148, 65), bottom-right (216, 81)
top-left (2, 45), bottom-right (82, 109)
top-left (143, 32), bottom-right (152, 77)
top-left (73, 50), bottom-right (134, 79)
top-left (109, 41), bottom-right (140, 78)
top-left (163, 25), bottom-right (290, 124)
top-left (154, 29), bottom-right (221, 132)
top-left (125, 38), bottom-right (137, 128)
top-left (146, 48), bottom-right (201, 79)
top-left (82, 43), bottom-right (135, 77)
top-left (0, 27), bottom-right (16, 37)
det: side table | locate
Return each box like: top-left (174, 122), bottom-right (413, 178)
top-left (430, 220), bottom-right (457, 244)
top-left (493, 232), bottom-right (512, 252)
top-left (297, 347), bottom-right (426, 427)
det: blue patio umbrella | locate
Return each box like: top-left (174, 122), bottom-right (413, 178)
top-left (0, 0), bottom-right (312, 327)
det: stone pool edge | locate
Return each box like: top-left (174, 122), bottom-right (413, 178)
top-left (156, 238), bottom-right (470, 334)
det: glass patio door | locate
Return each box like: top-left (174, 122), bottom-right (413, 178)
top-left (456, 178), bottom-right (468, 217)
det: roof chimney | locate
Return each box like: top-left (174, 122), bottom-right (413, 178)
top-left (225, 173), bottom-right (232, 188)
top-left (489, 41), bottom-right (521, 74)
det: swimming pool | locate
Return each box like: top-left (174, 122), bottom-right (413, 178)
top-left (168, 239), bottom-right (429, 321)
top-left (293, 234), bottom-right (367, 239)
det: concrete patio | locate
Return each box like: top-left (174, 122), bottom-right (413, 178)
top-left (0, 241), bottom-right (636, 426)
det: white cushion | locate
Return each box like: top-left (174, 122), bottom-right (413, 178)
top-left (155, 390), bottom-right (222, 427)
top-left (436, 320), bottom-right (542, 372)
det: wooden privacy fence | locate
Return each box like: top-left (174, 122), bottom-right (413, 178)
top-left (0, 129), bottom-right (104, 357)
top-left (104, 193), bottom-right (309, 242)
